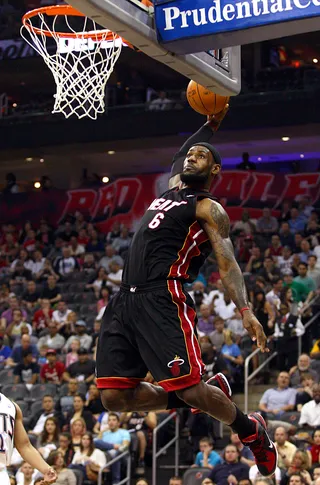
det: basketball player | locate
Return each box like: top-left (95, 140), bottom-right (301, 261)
top-left (0, 393), bottom-right (57, 485)
top-left (96, 110), bottom-right (278, 477)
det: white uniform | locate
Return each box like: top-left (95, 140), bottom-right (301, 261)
top-left (0, 393), bottom-right (16, 485)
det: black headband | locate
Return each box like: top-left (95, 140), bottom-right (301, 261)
top-left (192, 142), bottom-right (222, 166)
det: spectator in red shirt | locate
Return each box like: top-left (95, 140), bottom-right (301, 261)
top-left (40, 349), bottom-right (65, 385)
top-left (33, 299), bottom-right (53, 335)
top-left (265, 234), bottom-right (283, 258)
top-left (23, 229), bottom-right (38, 253)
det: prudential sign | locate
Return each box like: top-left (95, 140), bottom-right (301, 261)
top-left (153, 0), bottom-right (320, 53)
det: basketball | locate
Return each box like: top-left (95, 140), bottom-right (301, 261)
top-left (186, 80), bottom-right (229, 116)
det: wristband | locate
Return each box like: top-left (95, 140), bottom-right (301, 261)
top-left (240, 307), bottom-right (250, 316)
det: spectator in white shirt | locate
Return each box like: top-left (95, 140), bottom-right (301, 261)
top-left (214, 293), bottom-right (236, 322)
top-left (299, 384), bottom-right (320, 428)
top-left (64, 321), bottom-right (92, 352)
top-left (148, 91), bottom-right (172, 111)
top-left (106, 261), bottom-right (123, 293)
top-left (278, 247), bottom-right (294, 275)
top-left (112, 226), bottom-right (132, 255)
top-left (55, 247), bottom-right (79, 278)
top-left (266, 277), bottom-right (283, 319)
top-left (31, 250), bottom-right (45, 276)
top-left (205, 279), bottom-right (225, 307)
top-left (99, 245), bottom-right (124, 272)
top-left (37, 322), bottom-right (65, 351)
top-left (68, 236), bottom-right (85, 256)
top-left (52, 301), bottom-right (72, 328)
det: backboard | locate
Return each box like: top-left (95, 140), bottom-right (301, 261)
top-left (64, 0), bottom-right (241, 96)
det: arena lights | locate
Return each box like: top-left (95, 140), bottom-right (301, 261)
top-left (313, 58), bottom-right (319, 64)
top-left (257, 157), bottom-right (262, 161)
top-left (25, 157), bottom-right (33, 162)
top-left (281, 136), bottom-right (290, 142)
top-left (12, 103), bottom-right (17, 108)
top-left (34, 182), bottom-right (41, 189)
top-left (107, 151), bottom-right (115, 155)
top-left (300, 154), bottom-right (305, 158)
top-left (40, 158), bottom-right (44, 163)
top-left (102, 176), bottom-right (110, 183)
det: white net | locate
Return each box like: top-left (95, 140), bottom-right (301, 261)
top-left (21, 7), bottom-right (123, 120)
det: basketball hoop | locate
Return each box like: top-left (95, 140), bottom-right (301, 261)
top-left (21, 5), bottom-right (126, 119)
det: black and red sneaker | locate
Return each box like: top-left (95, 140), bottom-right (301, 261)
top-left (241, 412), bottom-right (277, 477)
top-left (191, 373), bottom-right (232, 414)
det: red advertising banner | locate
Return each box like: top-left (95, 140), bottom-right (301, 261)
top-left (1, 171), bottom-right (319, 231)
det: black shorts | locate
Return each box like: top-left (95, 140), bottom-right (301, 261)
top-left (96, 280), bottom-right (205, 392)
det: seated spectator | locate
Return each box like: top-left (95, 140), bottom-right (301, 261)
top-left (250, 465), bottom-right (281, 485)
top-left (273, 426), bottom-right (297, 470)
top-left (46, 451), bottom-right (76, 485)
top-left (106, 221), bottom-right (121, 244)
top-left (0, 333), bottom-right (12, 365)
top-left (281, 451), bottom-right (312, 485)
top-left (68, 236), bottom-right (85, 257)
top-left (80, 253), bottom-right (97, 274)
top-left (280, 222), bottom-right (295, 249)
top-left (214, 293), bottom-right (236, 321)
top-left (10, 249), bottom-right (33, 273)
top-left (55, 247), bottom-right (79, 279)
top-left (259, 371), bottom-right (296, 419)
top-left (94, 413), bottom-right (131, 485)
top-left (192, 436), bottom-right (222, 469)
top-left (266, 277), bottom-right (283, 320)
top-left (28, 395), bottom-right (56, 437)
top-left (236, 235), bottom-right (254, 266)
top-left (307, 255), bottom-right (320, 288)
top-left (112, 226), bottom-right (132, 256)
top-left (265, 234), bottom-right (283, 258)
top-left (7, 334), bottom-right (39, 367)
top-left (149, 90), bottom-right (172, 111)
top-left (313, 467), bottom-right (320, 482)
top-left (71, 418), bottom-right (87, 451)
top-left (40, 275), bottom-right (61, 305)
top-left (97, 287), bottom-right (111, 313)
top-left (65, 339), bottom-right (80, 368)
top-left (289, 208), bottom-right (307, 234)
top-left (16, 462), bottom-right (36, 485)
top-left (274, 303), bottom-right (305, 371)
top-left (37, 416), bottom-right (60, 459)
top-left (64, 321), bottom-right (92, 352)
top-left (29, 249), bottom-right (45, 277)
top-left (299, 240), bottom-right (314, 264)
top-left (85, 383), bottom-right (105, 418)
top-left (66, 394), bottom-right (95, 432)
top-left (278, 247), bottom-right (294, 276)
top-left (9, 261), bottom-right (32, 289)
top-left (99, 245), bottom-right (124, 273)
top-left (252, 291), bottom-right (274, 338)
top-left (232, 210), bottom-right (256, 236)
top-left (226, 309), bottom-right (248, 343)
top-left (230, 432), bottom-right (255, 467)
top-left (56, 378), bottom-right (79, 417)
top-left (307, 429), bottom-right (320, 465)
top-left (32, 299), bottom-right (53, 335)
top-left (258, 257), bottom-right (282, 284)
top-left (198, 304), bottom-right (215, 336)
top-left (209, 317), bottom-right (225, 351)
top-left (40, 348), bottom-right (65, 385)
top-left (291, 253), bottom-right (302, 276)
top-left (283, 274), bottom-right (308, 304)
top-left (220, 330), bottom-right (244, 382)
top-left (57, 432), bottom-right (75, 467)
top-left (245, 247), bottom-right (264, 275)
top-left (295, 373), bottom-right (314, 411)
top-left (13, 348), bottom-right (39, 385)
top-left (208, 444), bottom-right (249, 485)
top-left (86, 229), bottom-right (104, 253)
top-left (289, 354), bottom-right (318, 388)
top-left (23, 229), bottom-right (38, 253)
top-left (106, 261), bottom-right (123, 293)
top-left (1, 295), bottom-right (28, 328)
top-left (205, 279), bottom-right (224, 307)
top-left (21, 280), bottom-right (40, 311)
top-left (70, 432), bottom-right (106, 482)
top-left (121, 411), bottom-right (157, 475)
top-left (52, 301), bottom-right (72, 330)
top-left (200, 341), bottom-right (228, 380)
top-left (63, 347), bottom-right (95, 385)
top-left (36, 259), bottom-right (59, 283)
top-left (294, 263), bottom-right (316, 304)
top-left (169, 478), bottom-right (182, 485)
top-left (87, 268), bottom-right (109, 301)
top-left (58, 221), bottom-right (78, 243)
top-left (37, 322), bottom-right (65, 352)
top-left (299, 384), bottom-right (320, 428)
top-left (93, 411), bottom-right (109, 435)
top-left (256, 208), bottom-right (278, 236)
top-left (6, 309), bottom-right (32, 344)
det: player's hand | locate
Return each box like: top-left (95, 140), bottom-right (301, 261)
top-left (242, 310), bottom-right (269, 353)
top-left (207, 104), bottom-right (229, 131)
top-left (40, 467), bottom-right (57, 485)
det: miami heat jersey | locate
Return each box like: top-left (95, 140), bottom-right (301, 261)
top-left (123, 187), bottom-right (216, 285)
top-left (0, 394), bottom-right (16, 469)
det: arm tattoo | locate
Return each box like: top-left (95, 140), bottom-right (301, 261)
top-left (207, 202), bottom-right (250, 310)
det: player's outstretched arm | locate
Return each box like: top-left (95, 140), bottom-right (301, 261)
top-left (169, 106), bottom-right (229, 189)
top-left (13, 403), bottom-right (57, 485)
top-left (196, 198), bottom-right (268, 353)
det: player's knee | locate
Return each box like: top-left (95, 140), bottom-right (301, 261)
top-left (100, 389), bottom-right (133, 412)
top-left (176, 382), bottom-right (202, 407)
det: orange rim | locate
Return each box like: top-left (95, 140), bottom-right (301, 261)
top-left (22, 5), bottom-right (126, 42)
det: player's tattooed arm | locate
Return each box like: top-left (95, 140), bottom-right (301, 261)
top-left (196, 198), bottom-right (268, 352)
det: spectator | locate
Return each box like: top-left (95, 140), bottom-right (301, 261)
top-left (68, 236), bottom-right (85, 257)
top-left (65, 339), bottom-right (80, 368)
top-left (299, 240), bottom-right (314, 264)
top-left (283, 274), bottom-right (309, 304)
top-left (52, 301), bottom-right (72, 329)
top-left (63, 348), bottom-right (95, 384)
top-left (112, 226), bottom-right (132, 255)
top-left (22, 281), bottom-right (40, 311)
top-left (0, 333), bottom-right (11, 364)
top-left (106, 222), bottom-right (121, 244)
top-left (56, 432), bottom-right (74, 467)
top-left (3, 172), bottom-right (19, 194)
top-left (299, 196), bottom-right (314, 219)
top-left (273, 426), bottom-right (297, 470)
top-left (30, 250), bottom-right (46, 277)
top-left (198, 304), bottom-right (215, 335)
top-left (55, 247), bottom-right (79, 278)
top-left (280, 222), bottom-right (295, 249)
top-left (278, 247), bottom-right (294, 275)
top-left (295, 373), bottom-right (314, 411)
top-left (292, 234), bottom-right (304, 256)
top-left (6, 309), bottom-right (32, 344)
top-left (232, 210), bottom-right (256, 235)
top-left (106, 261), bottom-right (123, 293)
top-left (237, 235), bottom-right (254, 265)
top-left (281, 452), bottom-right (312, 485)
top-left (23, 229), bottom-right (38, 254)
top-left (37, 322), bottom-right (65, 352)
top-left (307, 429), bottom-right (320, 465)
top-left (37, 416), bottom-right (60, 459)
top-left (192, 436), bottom-right (223, 469)
top-left (66, 394), bottom-right (95, 432)
top-left (259, 371), bottom-right (296, 419)
top-left (7, 334), bottom-right (39, 367)
top-left (226, 309), bottom-right (248, 342)
top-left (206, 280), bottom-right (225, 307)
top-left (86, 230), bottom-right (104, 253)
top-left (93, 411), bottom-right (110, 435)
top-left (294, 263), bottom-right (316, 301)
top-left (209, 317), bottom-right (225, 351)
top-left (57, 222), bottom-right (78, 243)
top-left (46, 451), bottom-right (76, 485)
top-left (214, 293), bottom-right (236, 322)
top-left (252, 291), bottom-right (274, 338)
top-left (10, 261), bottom-right (32, 288)
top-left (169, 478), bottom-right (183, 485)
top-left (230, 432), bottom-right (255, 467)
top-left (85, 383), bottom-right (105, 418)
top-left (288, 208), bottom-right (307, 234)
top-left (70, 432), bottom-right (106, 482)
top-left (289, 354), bottom-right (318, 387)
top-left (70, 418), bottom-right (87, 451)
top-left (94, 413), bottom-right (131, 485)
top-left (99, 245), bottom-right (124, 273)
top-left (307, 255), bottom-right (320, 288)
top-left (16, 462), bottom-right (35, 485)
top-left (32, 299), bottom-right (53, 335)
top-left (97, 287), bottom-right (111, 313)
top-left (64, 321), bottom-right (92, 352)
top-left (28, 395), bottom-right (56, 437)
top-left (200, 341), bottom-right (228, 379)
top-left (274, 304), bottom-right (305, 371)
top-left (149, 91), bottom-right (172, 111)
top-left (266, 277), bottom-right (283, 318)
top-left (245, 247), bottom-right (264, 275)
top-left (13, 347), bottom-right (39, 386)
top-left (299, 384), bottom-right (320, 428)
top-left (258, 257), bottom-right (282, 284)
top-left (1, 295), bottom-right (28, 329)
top-left (40, 349), bottom-right (65, 384)
top-left (85, 267), bottom-right (108, 299)
top-left (220, 330), bottom-right (244, 381)
top-left (250, 467), bottom-right (281, 485)
top-left (40, 275), bottom-right (61, 304)
top-left (208, 444), bottom-right (249, 485)
top-left (256, 208), bottom-right (278, 236)
top-left (265, 234), bottom-right (283, 258)
top-left (56, 378), bottom-right (79, 416)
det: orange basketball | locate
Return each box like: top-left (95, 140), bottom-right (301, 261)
top-left (187, 80), bottom-right (229, 116)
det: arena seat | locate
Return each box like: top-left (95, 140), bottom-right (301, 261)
top-left (27, 383), bottom-right (57, 402)
top-left (183, 467), bottom-right (211, 485)
top-left (2, 384), bottom-right (28, 401)
top-left (0, 368), bottom-right (15, 388)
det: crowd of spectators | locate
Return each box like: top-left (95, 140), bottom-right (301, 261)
top-left (0, 194), bottom-right (319, 484)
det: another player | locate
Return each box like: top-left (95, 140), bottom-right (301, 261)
top-left (0, 392), bottom-right (57, 485)
top-left (96, 110), bottom-right (277, 477)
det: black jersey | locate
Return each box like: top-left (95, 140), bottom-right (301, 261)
top-left (122, 187), bottom-right (216, 285)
